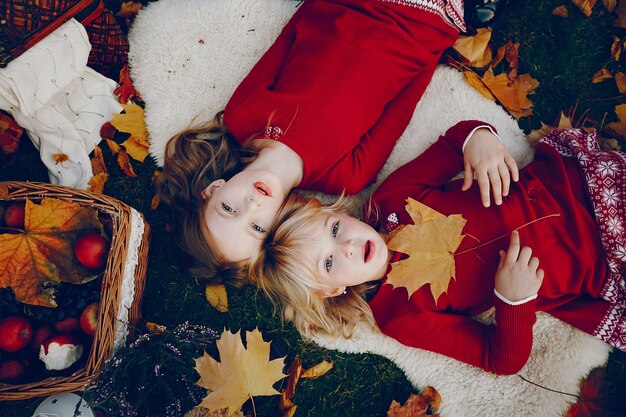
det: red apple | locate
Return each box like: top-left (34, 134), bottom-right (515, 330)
top-left (74, 232), bottom-right (110, 270)
top-left (30, 325), bottom-right (53, 352)
top-left (0, 315), bottom-right (33, 352)
top-left (0, 360), bottom-right (25, 383)
top-left (4, 202), bottom-right (25, 229)
top-left (54, 316), bottom-right (80, 333)
top-left (80, 302), bottom-right (99, 336)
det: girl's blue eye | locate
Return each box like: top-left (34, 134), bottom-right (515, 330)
top-left (222, 203), bottom-right (234, 213)
top-left (331, 221), bottom-right (339, 237)
top-left (324, 255), bottom-right (333, 272)
top-left (252, 223), bottom-right (266, 233)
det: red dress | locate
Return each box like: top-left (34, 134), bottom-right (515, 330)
top-left (367, 120), bottom-right (625, 375)
top-left (224, 0), bottom-right (463, 194)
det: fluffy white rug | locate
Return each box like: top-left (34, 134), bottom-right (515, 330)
top-left (128, 1), bottom-right (612, 416)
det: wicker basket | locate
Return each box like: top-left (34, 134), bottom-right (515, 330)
top-left (0, 181), bottom-right (150, 400)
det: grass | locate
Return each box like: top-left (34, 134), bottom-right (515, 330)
top-left (1, 0), bottom-right (626, 416)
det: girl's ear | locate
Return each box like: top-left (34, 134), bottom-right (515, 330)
top-left (320, 286), bottom-right (347, 298)
top-left (201, 179), bottom-right (226, 200)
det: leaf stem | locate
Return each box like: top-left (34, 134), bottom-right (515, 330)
top-left (251, 396), bottom-right (257, 417)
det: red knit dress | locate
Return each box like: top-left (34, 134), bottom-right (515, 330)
top-left (367, 120), bottom-right (620, 375)
top-left (224, 0), bottom-right (463, 194)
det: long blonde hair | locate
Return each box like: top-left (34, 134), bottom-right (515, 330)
top-left (249, 196), bottom-right (378, 338)
top-left (155, 112), bottom-right (257, 287)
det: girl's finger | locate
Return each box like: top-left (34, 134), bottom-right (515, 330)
top-left (498, 162), bottom-right (511, 197)
top-left (498, 249), bottom-right (506, 268)
top-left (489, 168), bottom-right (502, 205)
top-left (537, 268), bottom-right (545, 280)
top-left (506, 231), bottom-right (521, 263)
top-left (462, 161), bottom-right (474, 191)
top-left (505, 155), bottom-right (519, 182)
top-left (529, 256), bottom-right (540, 271)
top-left (518, 246), bottom-right (533, 264)
top-left (477, 169), bottom-right (491, 207)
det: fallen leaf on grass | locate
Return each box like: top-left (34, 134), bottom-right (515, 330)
top-left (205, 284), bottom-right (228, 312)
top-left (283, 357), bottom-right (302, 399)
top-left (614, 72), bottom-right (626, 93)
top-left (387, 387), bottom-right (442, 417)
top-left (90, 145), bottom-right (108, 175)
top-left (114, 64), bottom-right (141, 104)
top-left (615, 0), bottom-right (626, 28)
top-left (602, 0), bottom-right (617, 13)
top-left (117, 150), bottom-right (137, 177)
top-left (88, 172), bottom-right (108, 194)
top-left (611, 36), bottom-right (622, 61)
top-left (386, 198), bottom-right (466, 302)
top-left (0, 198), bottom-right (102, 306)
top-left (452, 28), bottom-right (492, 68)
top-left (552, 5), bottom-right (569, 16)
top-left (462, 70), bottom-right (496, 101)
top-left (111, 103), bottom-right (150, 162)
top-left (592, 68), bottom-right (613, 83)
top-left (105, 138), bottom-right (121, 155)
top-left (572, 0), bottom-right (597, 16)
top-left (300, 360), bottom-right (333, 379)
top-left (481, 69), bottom-right (539, 118)
top-left (528, 112), bottom-right (574, 142)
top-left (194, 328), bottom-right (286, 417)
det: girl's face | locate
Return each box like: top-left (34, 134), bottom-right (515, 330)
top-left (300, 210), bottom-right (391, 295)
top-left (202, 168), bottom-right (288, 262)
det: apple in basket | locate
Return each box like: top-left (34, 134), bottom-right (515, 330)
top-left (74, 232), bottom-right (110, 270)
top-left (39, 333), bottom-right (84, 371)
top-left (79, 302), bottom-right (99, 336)
top-left (0, 315), bottom-right (33, 352)
top-left (0, 359), bottom-right (25, 383)
top-left (3, 201), bottom-right (25, 229)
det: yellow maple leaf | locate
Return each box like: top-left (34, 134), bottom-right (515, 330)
top-left (88, 172), bottom-right (108, 194)
top-left (111, 103), bottom-right (150, 162)
top-left (605, 103), bottom-right (626, 140)
top-left (462, 70), bottom-right (496, 101)
top-left (528, 112), bottom-right (574, 142)
top-left (452, 28), bottom-right (493, 68)
top-left (194, 328), bottom-right (286, 416)
top-left (386, 198), bottom-right (466, 303)
top-left (205, 284), bottom-right (229, 312)
top-left (481, 69), bottom-right (539, 118)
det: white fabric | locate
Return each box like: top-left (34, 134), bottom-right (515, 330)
top-left (113, 207), bottom-right (146, 351)
top-left (0, 19), bottom-right (122, 189)
top-left (128, 1), bottom-right (612, 415)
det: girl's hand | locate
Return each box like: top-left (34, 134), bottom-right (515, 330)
top-left (462, 128), bottom-right (519, 207)
top-left (495, 231), bottom-right (544, 302)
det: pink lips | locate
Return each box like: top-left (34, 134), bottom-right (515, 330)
top-left (254, 182), bottom-right (272, 197)
top-left (363, 240), bottom-right (373, 263)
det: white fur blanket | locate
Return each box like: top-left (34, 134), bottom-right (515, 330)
top-left (128, 1), bottom-right (612, 416)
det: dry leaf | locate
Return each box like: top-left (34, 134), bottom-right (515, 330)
top-left (52, 153), bottom-right (69, 164)
top-left (146, 321), bottom-right (167, 334)
top-left (105, 138), bottom-right (121, 155)
top-left (592, 68), bottom-right (613, 83)
top-left (185, 407), bottom-right (244, 417)
top-left (386, 198), bottom-right (466, 302)
top-left (111, 103), bottom-right (150, 162)
top-left (117, 1), bottom-right (143, 18)
top-left (88, 172), bottom-right (108, 194)
top-left (121, 136), bottom-right (149, 162)
top-left (528, 113), bottom-right (573, 141)
top-left (611, 36), bottom-right (622, 61)
top-left (387, 387), bottom-right (442, 417)
top-left (0, 111), bottom-right (23, 157)
top-left (0, 199), bottom-right (102, 307)
top-left (194, 328), bottom-right (286, 417)
top-left (572, 0), bottom-right (597, 16)
top-left (281, 406), bottom-right (296, 417)
top-left (462, 70), bottom-right (496, 101)
top-left (552, 5), bottom-right (569, 16)
top-left (602, 0), bottom-right (617, 12)
top-left (300, 360), bottom-right (333, 379)
top-left (615, 0), bottom-right (626, 28)
top-left (278, 391), bottom-right (295, 414)
top-left (605, 103), bottom-right (626, 139)
top-left (114, 64), bottom-right (141, 104)
top-left (283, 357), bottom-right (302, 399)
top-left (614, 72), bottom-right (626, 93)
top-left (205, 284), bottom-right (229, 312)
top-left (452, 28), bottom-right (492, 67)
top-left (117, 150), bottom-right (137, 177)
top-left (421, 386), bottom-right (441, 410)
top-left (150, 194), bottom-right (160, 210)
top-left (481, 69), bottom-right (539, 118)
top-left (90, 145), bottom-right (107, 175)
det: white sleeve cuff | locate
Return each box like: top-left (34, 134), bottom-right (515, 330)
top-left (494, 289), bottom-right (538, 306)
top-left (462, 125), bottom-right (502, 153)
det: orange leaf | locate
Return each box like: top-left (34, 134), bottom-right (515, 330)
top-left (387, 388), bottom-right (442, 417)
top-left (0, 199), bottom-right (102, 307)
top-left (528, 113), bottom-right (573, 142)
top-left (610, 36), bottom-right (622, 61)
top-left (88, 172), bottom-right (108, 194)
top-left (601, 0), bottom-right (617, 13)
top-left (592, 68), bottom-right (613, 83)
top-left (283, 357), bottom-right (302, 399)
top-left (91, 145), bottom-right (108, 175)
top-left (105, 138), bottom-right (121, 155)
top-left (605, 103), bottom-right (626, 140)
top-left (452, 28), bottom-right (493, 68)
top-left (552, 5), bottom-right (569, 16)
top-left (117, 1), bottom-right (143, 18)
top-left (572, 0), bottom-right (598, 16)
top-left (300, 360), bottom-right (333, 379)
top-left (52, 153), bottom-right (69, 164)
top-left (615, 0), bottom-right (626, 28)
top-left (462, 70), bottom-right (496, 101)
top-left (386, 199), bottom-right (466, 302)
top-left (114, 64), bottom-right (141, 104)
top-left (614, 72), bottom-right (626, 94)
top-left (481, 68), bottom-right (539, 118)
top-left (0, 112), bottom-right (23, 156)
top-left (150, 194), bottom-right (160, 210)
top-left (117, 150), bottom-right (137, 177)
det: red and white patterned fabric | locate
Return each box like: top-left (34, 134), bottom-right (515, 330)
top-left (540, 128), bottom-right (626, 349)
top-left (380, 0), bottom-right (466, 31)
